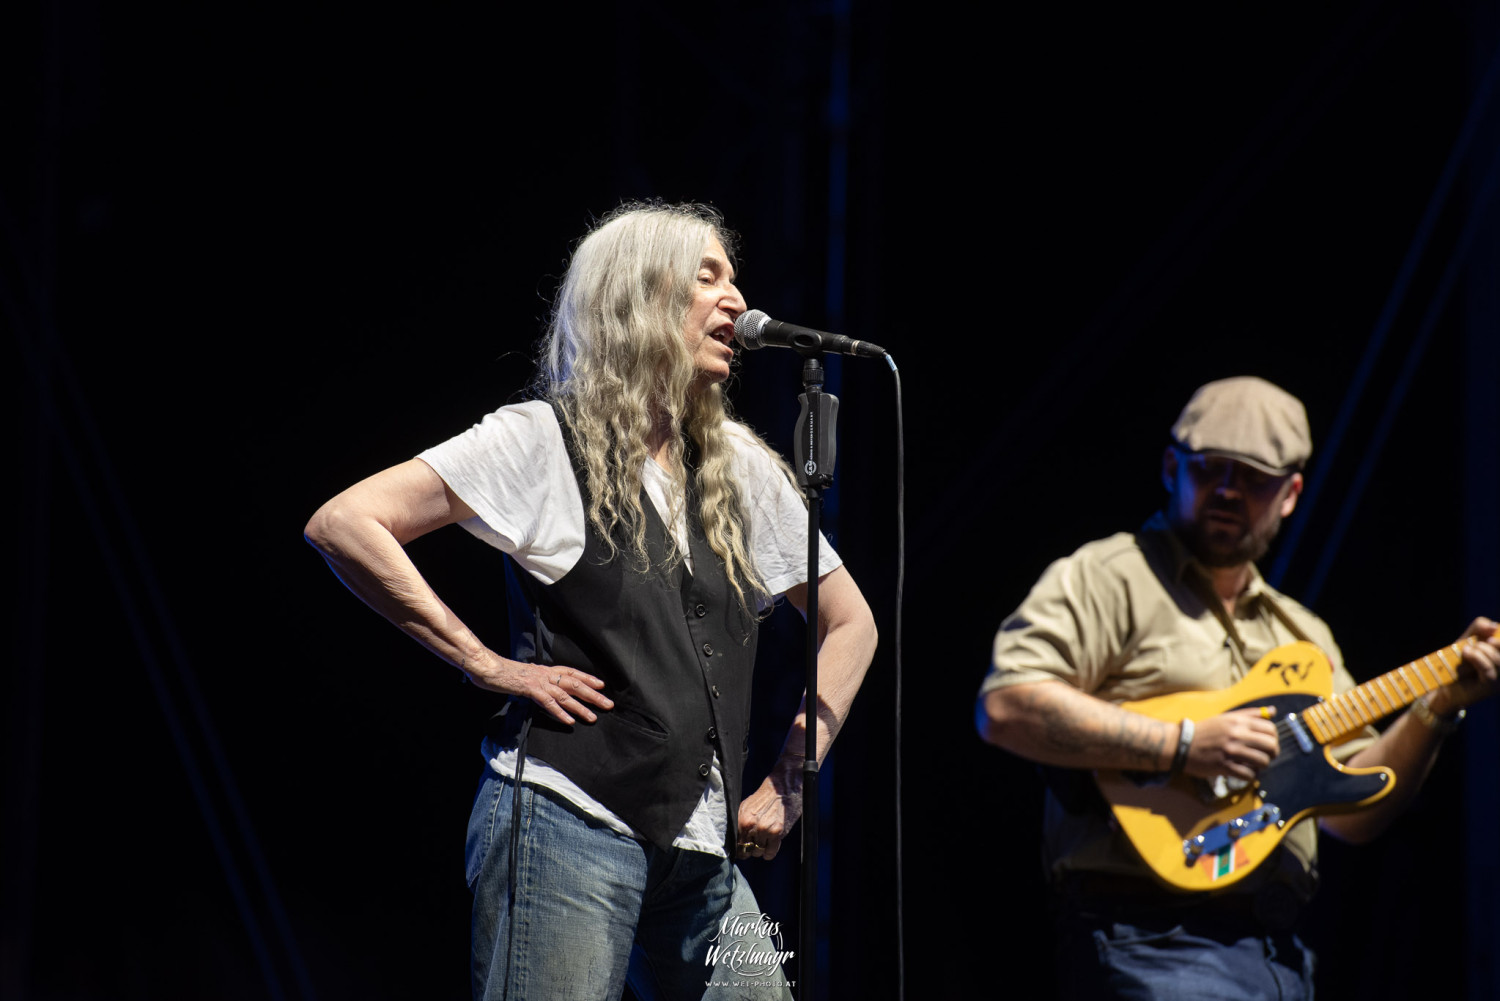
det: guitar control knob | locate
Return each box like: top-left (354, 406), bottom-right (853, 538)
top-left (1184, 835), bottom-right (1206, 858)
top-left (1227, 818), bottom-right (1249, 840)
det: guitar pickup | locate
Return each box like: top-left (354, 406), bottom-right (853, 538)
top-left (1183, 803), bottom-right (1283, 862)
top-left (1284, 712), bottom-right (1315, 754)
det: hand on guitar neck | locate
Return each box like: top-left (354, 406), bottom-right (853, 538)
top-left (1319, 616), bottom-right (1500, 846)
top-left (1415, 616), bottom-right (1500, 718)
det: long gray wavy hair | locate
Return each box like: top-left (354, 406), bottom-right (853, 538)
top-left (539, 201), bottom-right (788, 613)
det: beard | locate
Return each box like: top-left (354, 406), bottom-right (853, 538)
top-left (1170, 502), bottom-right (1284, 569)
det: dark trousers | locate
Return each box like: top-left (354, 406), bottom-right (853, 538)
top-left (1053, 877), bottom-right (1314, 1000)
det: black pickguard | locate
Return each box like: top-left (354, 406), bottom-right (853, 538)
top-left (1229, 693), bottom-right (1389, 817)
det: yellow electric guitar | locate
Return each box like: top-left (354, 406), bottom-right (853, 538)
top-left (1095, 639), bottom-right (1469, 892)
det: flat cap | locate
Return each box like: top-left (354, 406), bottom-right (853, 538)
top-left (1170, 376), bottom-right (1311, 475)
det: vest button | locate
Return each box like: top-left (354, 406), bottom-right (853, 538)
top-left (702, 642), bottom-right (714, 657)
top-left (707, 726), bottom-right (717, 740)
top-left (699, 763), bottom-right (710, 777)
top-left (711, 685), bottom-right (721, 698)
top-left (695, 603), bottom-right (708, 617)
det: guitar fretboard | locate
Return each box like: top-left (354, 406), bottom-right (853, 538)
top-left (1301, 643), bottom-right (1466, 745)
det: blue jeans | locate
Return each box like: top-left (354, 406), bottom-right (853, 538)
top-left (1057, 914), bottom-right (1315, 1000)
top-left (466, 767), bottom-right (796, 1001)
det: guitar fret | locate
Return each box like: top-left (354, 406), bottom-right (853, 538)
top-left (1314, 709), bottom-right (1338, 743)
top-left (1303, 707), bottom-right (1329, 743)
top-left (1367, 681), bottom-right (1394, 715)
top-left (1331, 702), bottom-right (1356, 738)
top-left (1422, 660), bottom-right (1438, 690)
top-left (1350, 696), bottom-right (1374, 729)
top-left (1342, 696), bottom-right (1365, 730)
top-left (1430, 652), bottom-right (1459, 684)
top-left (1374, 676), bottom-right (1401, 712)
top-left (1302, 706), bottom-right (1323, 740)
top-left (1355, 687), bottom-right (1381, 722)
top-left (1411, 658), bottom-right (1436, 692)
top-left (1328, 699), bottom-right (1357, 734)
top-left (1396, 667), bottom-right (1418, 701)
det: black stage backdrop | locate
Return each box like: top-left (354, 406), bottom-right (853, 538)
top-left (6, 2), bottom-right (1500, 999)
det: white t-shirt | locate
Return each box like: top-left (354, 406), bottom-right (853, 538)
top-left (418, 400), bottom-right (841, 855)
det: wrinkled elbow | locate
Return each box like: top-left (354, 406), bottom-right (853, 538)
top-left (975, 689), bottom-right (1013, 747)
top-left (303, 500), bottom-right (349, 555)
top-left (859, 607), bottom-right (878, 663)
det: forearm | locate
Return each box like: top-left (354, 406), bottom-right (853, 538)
top-left (1319, 707), bottom-right (1447, 844)
top-left (758, 567), bottom-right (877, 795)
top-left (778, 608), bottom-right (878, 766)
top-left (737, 573), bottom-right (875, 857)
top-left (979, 680), bottom-right (1178, 773)
top-left (305, 503), bottom-right (499, 673)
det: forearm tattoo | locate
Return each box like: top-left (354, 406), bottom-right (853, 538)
top-left (1018, 685), bottom-right (1168, 770)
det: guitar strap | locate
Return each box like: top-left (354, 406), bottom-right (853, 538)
top-left (1188, 569), bottom-right (1313, 674)
top-left (1182, 570), bottom-right (1253, 672)
top-left (1261, 592), bottom-right (1314, 644)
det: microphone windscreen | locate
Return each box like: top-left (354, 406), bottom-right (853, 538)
top-left (733, 309), bottom-right (772, 349)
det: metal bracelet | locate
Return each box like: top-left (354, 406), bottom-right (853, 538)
top-left (1411, 696), bottom-right (1465, 735)
top-left (1167, 717), bottom-right (1195, 779)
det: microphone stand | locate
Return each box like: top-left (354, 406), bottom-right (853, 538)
top-left (790, 350), bottom-right (838, 1001)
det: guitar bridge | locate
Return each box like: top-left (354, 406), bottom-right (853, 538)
top-left (1183, 802), bottom-right (1283, 863)
top-left (1198, 773), bottom-right (1251, 804)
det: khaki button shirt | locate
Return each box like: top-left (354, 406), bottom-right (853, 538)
top-left (981, 512), bottom-right (1374, 883)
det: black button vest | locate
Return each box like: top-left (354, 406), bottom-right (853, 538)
top-left (497, 407), bottom-right (759, 854)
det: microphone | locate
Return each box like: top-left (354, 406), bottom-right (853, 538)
top-left (733, 309), bottom-right (889, 360)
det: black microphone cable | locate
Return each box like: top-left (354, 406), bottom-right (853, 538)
top-left (889, 357), bottom-right (906, 1001)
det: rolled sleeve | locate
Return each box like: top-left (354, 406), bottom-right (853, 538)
top-left (982, 540), bottom-right (1134, 697)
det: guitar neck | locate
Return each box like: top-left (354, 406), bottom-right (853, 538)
top-left (1301, 642), bottom-right (1466, 745)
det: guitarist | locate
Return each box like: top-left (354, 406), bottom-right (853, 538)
top-left (975, 376), bottom-right (1500, 1000)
